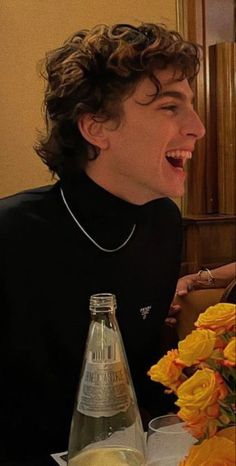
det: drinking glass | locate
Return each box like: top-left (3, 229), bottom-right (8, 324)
top-left (146, 414), bottom-right (195, 466)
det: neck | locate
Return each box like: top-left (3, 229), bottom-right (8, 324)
top-left (84, 164), bottom-right (164, 206)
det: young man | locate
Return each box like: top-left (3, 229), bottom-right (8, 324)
top-left (0, 23), bottom-right (205, 464)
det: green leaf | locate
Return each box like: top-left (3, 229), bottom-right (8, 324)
top-left (223, 394), bottom-right (236, 404)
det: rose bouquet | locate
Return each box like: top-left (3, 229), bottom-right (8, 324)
top-left (148, 302), bottom-right (236, 465)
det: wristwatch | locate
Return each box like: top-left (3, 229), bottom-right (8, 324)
top-left (197, 267), bottom-right (215, 286)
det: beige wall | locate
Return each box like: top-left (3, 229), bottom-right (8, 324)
top-left (0, 0), bottom-right (176, 198)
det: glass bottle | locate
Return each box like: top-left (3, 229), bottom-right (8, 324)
top-left (67, 293), bottom-right (146, 466)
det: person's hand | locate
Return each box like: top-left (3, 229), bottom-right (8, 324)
top-left (174, 274), bottom-right (197, 297)
top-left (165, 302), bottom-right (181, 327)
top-left (165, 274), bottom-right (197, 327)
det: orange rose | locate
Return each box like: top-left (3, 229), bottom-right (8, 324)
top-left (147, 349), bottom-right (183, 389)
top-left (223, 337), bottom-right (236, 366)
top-left (195, 303), bottom-right (236, 335)
top-left (206, 402), bottom-right (220, 418)
top-left (178, 329), bottom-right (216, 366)
top-left (214, 371), bottom-right (229, 400)
top-left (217, 426), bottom-right (236, 442)
top-left (176, 368), bottom-right (228, 412)
top-left (177, 407), bottom-right (213, 438)
top-left (178, 405), bottom-right (218, 439)
top-left (179, 434), bottom-right (235, 465)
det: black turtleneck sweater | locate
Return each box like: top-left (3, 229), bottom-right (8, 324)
top-left (0, 172), bottom-right (182, 464)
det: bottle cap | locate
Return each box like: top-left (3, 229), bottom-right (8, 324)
top-left (89, 293), bottom-right (117, 313)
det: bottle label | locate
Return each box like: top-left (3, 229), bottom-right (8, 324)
top-left (77, 325), bottom-right (131, 417)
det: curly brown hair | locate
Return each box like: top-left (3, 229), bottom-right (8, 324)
top-left (34, 23), bottom-right (201, 178)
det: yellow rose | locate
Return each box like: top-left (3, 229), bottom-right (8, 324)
top-left (179, 434), bottom-right (235, 465)
top-left (178, 329), bottom-right (216, 366)
top-left (176, 368), bottom-right (228, 412)
top-left (195, 303), bottom-right (236, 335)
top-left (147, 349), bottom-right (183, 389)
top-left (223, 337), bottom-right (236, 366)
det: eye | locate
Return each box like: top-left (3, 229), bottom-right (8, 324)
top-left (161, 105), bottom-right (178, 113)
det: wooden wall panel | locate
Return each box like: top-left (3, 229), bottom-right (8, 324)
top-left (181, 214), bottom-right (236, 274)
top-left (176, 0), bottom-right (236, 274)
top-left (176, 0), bottom-right (235, 216)
top-left (215, 42), bottom-right (236, 214)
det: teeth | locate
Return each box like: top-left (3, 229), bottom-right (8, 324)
top-left (165, 150), bottom-right (192, 159)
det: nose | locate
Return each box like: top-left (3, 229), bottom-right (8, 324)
top-left (180, 109), bottom-right (206, 140)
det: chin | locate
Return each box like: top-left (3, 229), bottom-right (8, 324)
top-left (168, 184), bottom-right (185, 198)
top-left (173, 189), bottom-right (185, 197)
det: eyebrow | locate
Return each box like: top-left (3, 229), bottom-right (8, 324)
top-left (156, 91), bottom-right (194, 103)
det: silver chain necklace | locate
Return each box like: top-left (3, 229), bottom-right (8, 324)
top-left (60, 187), bottom-right (136, 253)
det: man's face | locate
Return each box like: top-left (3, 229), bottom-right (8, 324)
top-left (85, 67), bottom-right (205, 204)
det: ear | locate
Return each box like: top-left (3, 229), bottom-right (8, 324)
top-left (78, 114), bottom-right (109, 150)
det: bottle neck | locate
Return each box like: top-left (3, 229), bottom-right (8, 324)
top-left (89, 293), bottom-right (117, 316)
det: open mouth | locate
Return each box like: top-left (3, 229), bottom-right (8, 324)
top-left (166, 156), bottom-right (183, 168)
top-left (165, 150), bottom-right (192, 170)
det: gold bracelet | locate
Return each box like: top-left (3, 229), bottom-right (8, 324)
top-left (197, 268), bottom-right (215, 286)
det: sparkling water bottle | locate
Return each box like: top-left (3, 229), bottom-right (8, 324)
top-left (67, 293), bottom-right (146, 466)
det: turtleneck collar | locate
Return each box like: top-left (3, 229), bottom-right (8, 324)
top-left (59, 171), bottom-right (146, 250)
top-left (60, 170), bottom-right (142, 223)
top-left (58, 171), bottom-right (170, 251)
